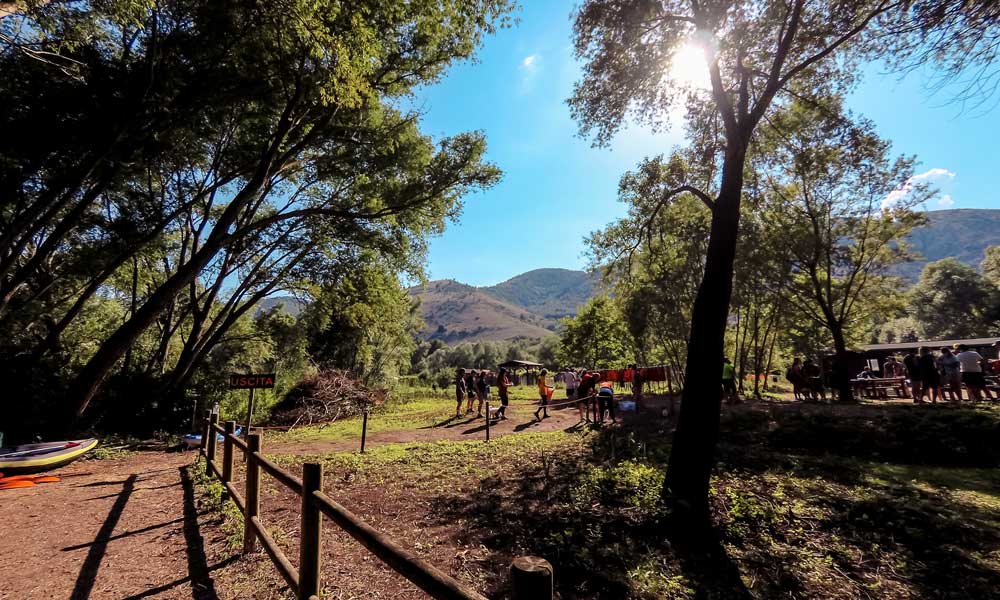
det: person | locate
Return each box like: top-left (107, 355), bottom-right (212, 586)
top-left (496, 367), bottom-right (511, 420)
top-left (476, 371), bottom-right (489, 418)
top-left (883, 356), bottom-right (904, 379)
top-left (955, 344), bottom-right (989, 402)
top-left (786, 358), bottom-right (805, 401)
top-left (576, 370), bottom-right (596, 422)
top-left (857, 365), bottom-right (875, 379)
top-left (454, 369), bottom-right (467, 418)
top-left (936, 346), bottom-right (963, 402)
top-left (917, 346), bottom-right (940, 404)
top-left (903, 348), bottom-right (921, 404)
top-left (721, 357), bottom-right (739, 404)
top-left (563, 368), bottom-right (578, 403)
top-left (631, 364), bottom-right (644, 405)
top-left (535, 368), bottom-right (551, 420)
top-left (802, 359), bottom-right (824, 402)
top-left (597, 379), bottom-right (616, 424)
top-left (465, 370), bottom-right (478, 414)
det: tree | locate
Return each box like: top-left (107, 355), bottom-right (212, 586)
top-left (63, 0), bottom-right (512, 416)
top-left (764, 100), bottom-right (926, 402)
top-left (908, 259), bottom-right (1000, 340)
top-left (570, 0), bottom-right (924, 518)
top-left (559, 296), bottom-right (630, 368)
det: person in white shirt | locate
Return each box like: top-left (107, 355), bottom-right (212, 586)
top-left (955, 344), bottom-right (990, 402)
top-left (562, 369), bottom-right (578, 401)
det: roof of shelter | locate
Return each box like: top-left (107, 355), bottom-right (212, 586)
top-left (862, 337), bottom-right (1000, 352)
top-left (498, 360), bottom-right (544, 368)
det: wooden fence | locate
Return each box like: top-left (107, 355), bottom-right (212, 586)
top-left (198, 413), bottom-right (553, 600)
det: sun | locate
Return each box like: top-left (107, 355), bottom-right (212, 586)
top-left (670, 41), bottom-right (711, 91)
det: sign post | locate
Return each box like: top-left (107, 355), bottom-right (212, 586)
top-left (229, 373), bottom-right (276, 438)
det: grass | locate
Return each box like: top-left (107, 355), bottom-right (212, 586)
top-left (270, 384), bottom-right (552, 444)
top-left (263, 399), bottom-right (1000, 599)
top-left (189, 460), bottom-right (244, 551)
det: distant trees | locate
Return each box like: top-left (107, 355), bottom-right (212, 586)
top-left (901, 256), bottom-right (1000, 340)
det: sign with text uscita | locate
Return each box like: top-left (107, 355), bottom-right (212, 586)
top-left (229, 373), bottom-right (276, 389)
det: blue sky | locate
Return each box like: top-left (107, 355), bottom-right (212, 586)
top-left (413, 2), bottom-right (1000, 288)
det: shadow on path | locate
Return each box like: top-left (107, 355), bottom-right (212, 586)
top-left (69, 474), bottom-right (137, 600)
top-left (178, 465), bottom-right (223, 600)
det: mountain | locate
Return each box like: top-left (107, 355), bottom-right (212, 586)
top-left (409, 279), bottom-right (557, 342)
top-left (261, 210), bottom-right (1000, 342)
top-left (895, 209), bottom-right (1000, 281)
top-left (483, 268), bottom-right (597, 320)
top-left (256, 296), bottom-right (306, 317)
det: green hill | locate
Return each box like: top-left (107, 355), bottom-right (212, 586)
top-left (896, 209), bottom-right (1000, 280)
top-left (483, 268), bottom-right (597, 320)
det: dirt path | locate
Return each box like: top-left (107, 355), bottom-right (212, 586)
top-left (269, 401), bottom-right (591, 455)
top-left (0, 451), bottom-right (231, 600)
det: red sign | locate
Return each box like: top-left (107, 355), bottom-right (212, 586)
top-left (229, 373), bottom-right (276, 389)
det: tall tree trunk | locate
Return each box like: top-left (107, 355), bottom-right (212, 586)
top-left (829, 322), bottom-right (853, 403)
top-left (663, 149), bottom-right (745, 518)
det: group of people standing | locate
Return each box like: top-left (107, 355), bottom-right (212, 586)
top-left (785, 358), bottom-right (827, 401)
top-left (454, 368), bottom-right (512, 419)
top-left (875, 343), bottom-right (998, 403)
top-left (454, 366), bottom-right (635, 425)
top-left (553, 368), bottom-right (620, 424)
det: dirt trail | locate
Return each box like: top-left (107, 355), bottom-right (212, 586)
top-left (269, 402), bottom-right (592, 455)
top-left (0, 451), bottom-right (230, 600)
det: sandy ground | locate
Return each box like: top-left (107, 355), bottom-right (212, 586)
top-left (0, 451), bottom-right (231, 600)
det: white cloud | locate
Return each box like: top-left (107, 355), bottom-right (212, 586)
top-left (911, 167), bottom-right (955, 183)
top-left (882, 167), bottom-right (956, 210)
top-left (518, 54), bottom-right (540, 94)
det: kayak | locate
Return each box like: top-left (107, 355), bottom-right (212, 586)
top-left (182, 426), bottom-right (242, 450)
top-left (0, 439), bottom-right (99, 474)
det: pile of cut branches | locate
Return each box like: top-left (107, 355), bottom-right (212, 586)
top-left (269, 371), bottom-right (383, 429)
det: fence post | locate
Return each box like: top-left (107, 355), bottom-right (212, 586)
top-left (222, 420), bottom-right (236, 486)
top-left (511, 556), bottom-right (553, 600)
top-left (206, 412), bottom-right (219, 476)
top-left (200, 410), bottom-right (211, 452)
top-left (299, 462), bottom-right (323, 600)
top-left (360, 408), bottom-right (369, 454)
top-left (243, 432), bottom-right (262, 554)
top-left (485, 401), bottom-right (490, 442)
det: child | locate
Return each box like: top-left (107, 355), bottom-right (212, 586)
top-left (535, 368), bottom-right (551, 420)
top-left (496, 368), bottom-right (511, 420)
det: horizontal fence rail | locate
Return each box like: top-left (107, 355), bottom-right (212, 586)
top-left (197, 412), bottom-right (552, 599)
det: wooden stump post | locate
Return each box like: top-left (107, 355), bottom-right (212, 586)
top-left (360, 408), bottom-right (369, 454)
top-left (511, 556), bottom-right (553, 600)
top-left (299, 462), bottom-right (323, 600)
top-left (243, 432), bottom-right (262, 554)
top-left (206, 412), bottom-right (219, 476)
top-left (222, 420), bottom-right (236, 486)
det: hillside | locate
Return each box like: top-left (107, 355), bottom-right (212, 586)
top-left (896, 208), bottom-right (1000, 280)
top-left (409, 279), bottom-right (556, 342)
top-left (483, 268), bottom-right (597, 320)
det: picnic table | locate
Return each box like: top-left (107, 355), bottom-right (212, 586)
top-left (851, 376), bottom-right (908, 400)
